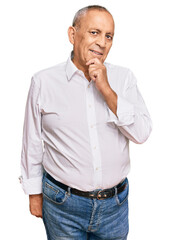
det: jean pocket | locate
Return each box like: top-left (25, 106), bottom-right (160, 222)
top-left (43, 180), bottom-right (70, 205)
top-left (115, 179), bottom-right (129, 206)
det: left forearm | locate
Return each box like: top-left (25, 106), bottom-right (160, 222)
top-left (101, 87), bottom-right (118, 117)
top-left (86, 58), bottom-right (118, 116)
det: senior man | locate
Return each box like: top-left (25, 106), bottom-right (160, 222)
top-left (20, 5), bottom-right (152, 240)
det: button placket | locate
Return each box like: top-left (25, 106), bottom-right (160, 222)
top-left (84, 82), bottom-right (102, 188)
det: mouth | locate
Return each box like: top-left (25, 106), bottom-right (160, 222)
top-left (89, 50), bottom-right (103, 56)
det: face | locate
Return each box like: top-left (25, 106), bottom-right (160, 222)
top-left (68, 10), bottom-right (115, 72)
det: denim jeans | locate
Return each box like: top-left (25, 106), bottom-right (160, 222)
top-left (42, 171), bottom-right (129, 240)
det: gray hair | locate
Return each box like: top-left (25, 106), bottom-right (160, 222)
top-left (72, 5), bottom-right (112, 30)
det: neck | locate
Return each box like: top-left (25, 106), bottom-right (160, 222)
top-left (72, 58), bottom-right (91, 82)
top-left (84, 71), bottom-right (91, 82)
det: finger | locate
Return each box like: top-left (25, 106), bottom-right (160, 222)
top-left (89, 71), bottom-right (99, 81)
top-left (88, 63), bottom-right (100, 70)
top-left (86, 58), bottom-right (101, 66)
top-left (88, 65), bottom-right (98, 73)
top-left (88, 66), bottom-right (98, 73)
top-left (30, 210), bottom-right (42, 218)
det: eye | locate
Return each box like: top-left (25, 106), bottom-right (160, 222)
top-left (90, 31), bottom-right (98, 35)
top-left (106, 35), bottom-right (113, 40)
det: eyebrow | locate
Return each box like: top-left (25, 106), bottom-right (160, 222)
top-left (90, 28), bottom-right (114, 36)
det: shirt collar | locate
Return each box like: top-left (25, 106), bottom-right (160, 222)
top-left (65, 51), bottom-right (78, 81)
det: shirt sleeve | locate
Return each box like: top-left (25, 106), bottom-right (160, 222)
top-left (106, 70), bottom-right (152, 144)
top-left (19, 76), bottom-right (43, 194)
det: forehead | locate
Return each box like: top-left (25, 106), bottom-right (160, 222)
top-left (80, 10), bottom-right (114, 33)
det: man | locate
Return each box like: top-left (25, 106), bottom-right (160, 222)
top-left (20, 5), bottom-right (152, 240)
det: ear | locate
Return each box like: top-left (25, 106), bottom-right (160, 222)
top-left (68, 26), bottom-right (76, 45)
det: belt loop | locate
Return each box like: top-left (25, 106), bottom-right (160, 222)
top-left (114, 186), bottom-right (117, 196)
top-left (67, 187), bottom-right (71, 196)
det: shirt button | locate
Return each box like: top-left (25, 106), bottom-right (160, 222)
top-left (89, 104), bottom-right (91, 108)
top-left (96, 167), bottom-right (99, 170)
top-left (94, 146), bottom-right (96, 150)
top-left (90, 125), bottom-right (94, 128)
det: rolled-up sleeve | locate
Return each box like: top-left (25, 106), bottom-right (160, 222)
top-left (19, 76), bottom-right (43, 194)
top-left (106, 70), bottom-right (152, 144)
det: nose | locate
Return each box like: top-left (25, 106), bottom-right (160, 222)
top-left (96, 35), bottom-right (106, 48)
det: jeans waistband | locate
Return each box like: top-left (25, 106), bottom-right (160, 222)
top-left (44, 170), bottom-right (127, 200)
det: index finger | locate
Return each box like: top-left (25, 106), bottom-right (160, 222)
top-left (86, 58), bottom-right (100, 66)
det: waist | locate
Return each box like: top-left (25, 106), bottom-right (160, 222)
top-left (44, 170), bottom-right (128, 200)
top-left (43, 157), bottom-right (130, 191)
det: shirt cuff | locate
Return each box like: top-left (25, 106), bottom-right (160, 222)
top-left (19, 175), bottom-right (43, 195)
top-left (106, 95), bottom-right (135, 126)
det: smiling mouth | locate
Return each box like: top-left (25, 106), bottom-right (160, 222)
top-left (90, 50), bottom-right (103, 56)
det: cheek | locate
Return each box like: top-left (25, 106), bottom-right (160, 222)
top-left (104, 45), bottom-right (112, 56)
top-left (107, 43), bottom-right (113, 52)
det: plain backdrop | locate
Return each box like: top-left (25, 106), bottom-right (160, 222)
top-left (0, 0), bottom-right (171, 239)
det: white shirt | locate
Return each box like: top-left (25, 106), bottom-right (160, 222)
top-left (20, 54), bottom-right (152, 194)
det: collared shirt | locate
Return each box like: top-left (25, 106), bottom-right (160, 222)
top-left (20, 54), bottom-right (152, 194)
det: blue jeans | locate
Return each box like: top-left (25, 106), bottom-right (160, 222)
top-left (42, 172), bottom-right (129, 240)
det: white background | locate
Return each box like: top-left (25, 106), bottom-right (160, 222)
top-left (0, 0), bottom-right (171, 239)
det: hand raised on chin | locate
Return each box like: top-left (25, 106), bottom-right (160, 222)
top-left (86, 58), bottom-right (118, 116)
top-left (86, 58), bottom-right (111, 96)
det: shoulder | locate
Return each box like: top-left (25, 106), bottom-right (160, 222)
top-left (105, 62), bottom-right (132, 78)
top-left (31, 61), bottom-right (67, 87)
top-left (104, 62), bottom-right (137, 89)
